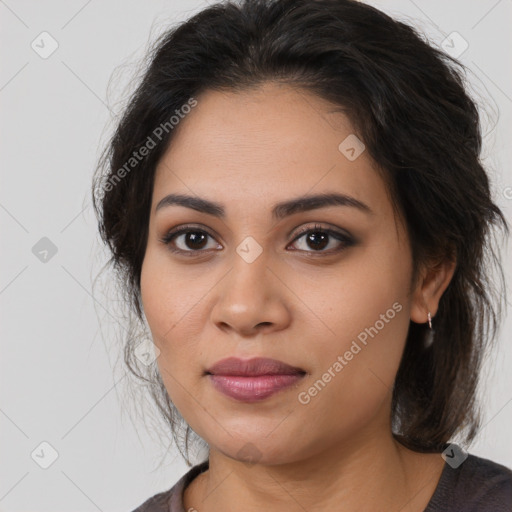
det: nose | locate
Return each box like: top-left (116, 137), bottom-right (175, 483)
top-left (209, 247), bottom-right (292, 337)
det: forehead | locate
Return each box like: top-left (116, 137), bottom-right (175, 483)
top-left (153, 83), bottom-right (391, 220)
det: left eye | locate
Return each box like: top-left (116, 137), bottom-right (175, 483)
top-left (290, 226), bottom-right (354, 253)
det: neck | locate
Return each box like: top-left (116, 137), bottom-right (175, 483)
top-left (184, 428), bottom-right (445, 512)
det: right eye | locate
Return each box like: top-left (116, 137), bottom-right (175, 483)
top-left (159, 225), bottom-right (222, 255)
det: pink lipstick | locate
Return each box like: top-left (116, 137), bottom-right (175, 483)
top-left (206, 357), bottom-right (306, 402)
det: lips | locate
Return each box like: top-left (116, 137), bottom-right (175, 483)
top-left (206, 357), bottom-right (306, 402)
top-left (206, 357), bottom-right (305, 376)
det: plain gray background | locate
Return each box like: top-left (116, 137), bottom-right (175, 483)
top-left (1, 1), bottom-right (511, 511)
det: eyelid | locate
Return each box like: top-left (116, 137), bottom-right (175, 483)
top-left (290, 223), bottom-right (354, 242)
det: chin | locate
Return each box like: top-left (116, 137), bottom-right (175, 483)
top-left (199, 424), bottom-right (308, 467)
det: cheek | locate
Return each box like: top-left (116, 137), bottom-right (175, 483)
top-left (140, 247), bottom-right (207, 394)
top-left (140, 247), bottom-right (201, 343)
top-left (319, 236), bottom-right (411, 342)
top-left (140, 251), bottom-right (171, 339)
top-left (140, 256), bottom-right (196, 419)
top-left (294, 298), bottom-right (409, 450)
top-left (305, 239), bottom-right (412, 402)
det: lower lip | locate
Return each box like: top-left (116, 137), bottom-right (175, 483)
top-left (208, 374), bottom-right (304, 402)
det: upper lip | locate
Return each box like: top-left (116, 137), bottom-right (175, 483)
top-left (206, 357), bottom-right (306, 376)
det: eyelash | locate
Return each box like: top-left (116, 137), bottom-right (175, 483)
top-left (159, 223), bottom-right (355, 257)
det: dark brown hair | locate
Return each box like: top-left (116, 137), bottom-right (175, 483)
top-left (92, 0), bottom-right (509, 463)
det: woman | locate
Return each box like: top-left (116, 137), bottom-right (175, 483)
top-left (92, 0), bottom-right (512, 510)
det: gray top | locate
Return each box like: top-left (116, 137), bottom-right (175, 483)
top-left (130, 452), bottom-right (512, 511)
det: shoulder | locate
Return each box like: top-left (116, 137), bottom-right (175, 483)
top-left (129, 461), bottom-right (209, 512)
top-left (129, 487), bottom-right (172, 512)
top-left (426, 451), bottom-right (512, 512)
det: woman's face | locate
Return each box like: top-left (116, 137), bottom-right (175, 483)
top-left (140, 83), bottom-right (423, 464)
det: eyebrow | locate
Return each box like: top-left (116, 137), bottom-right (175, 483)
top-left (155, 192), bottom-right (374, 220)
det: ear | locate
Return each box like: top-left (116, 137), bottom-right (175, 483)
top-left (410, 256), bottom-right (457, 325)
